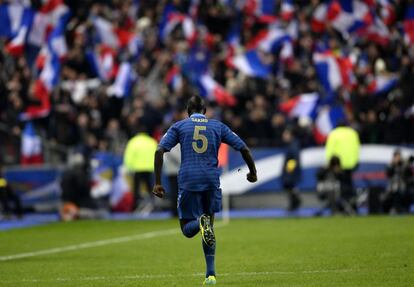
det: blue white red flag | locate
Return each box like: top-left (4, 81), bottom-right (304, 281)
top-left (198, 73), bottom-right (236, 107)
top-left (107, 62), bottom-right (136, 98)
top-left (280, 0), bottom-right (294, 21)
top-left (244, 0), bottom-right (276, 23)
top-left (313, 106), bottom-right (346, 144)
top-left (327, 0), bottom-right (373, 36)
top-left (279, 93), bottom-right (319, 119)
top-left (246, 26), bottom-right (291, 53)
top-left (367, 75), bottom-right (398, 96)
top-left (87, 45), bottom-right (118, 82)
top-left (230, 50), bottom-right (272, 79)
top-left (5, 6), bottom-right (34, 56)
top-left (21, 122), bottom-right (43, 165)
top-left (313, 51), bottom-right (354, 95)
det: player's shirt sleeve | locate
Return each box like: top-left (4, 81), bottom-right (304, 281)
top-left (159, 124), bottom-right (179, 151)
top-left (221, 122), bottom-right (246, 151)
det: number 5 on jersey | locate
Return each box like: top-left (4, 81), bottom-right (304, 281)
top-left (192, 126), bottom-right (208, 153)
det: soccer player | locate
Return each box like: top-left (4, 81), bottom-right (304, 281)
top-left (152, 95), bottom-right (257, 286)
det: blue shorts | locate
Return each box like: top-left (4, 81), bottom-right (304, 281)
top-left (177, 189), bottom-right (222, 220)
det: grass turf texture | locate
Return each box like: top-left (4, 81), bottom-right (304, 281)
top-left (0, 216), bottom-right (413, 287)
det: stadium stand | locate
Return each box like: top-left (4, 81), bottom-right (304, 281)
top-left (0, 0), bottom-right (413, 165)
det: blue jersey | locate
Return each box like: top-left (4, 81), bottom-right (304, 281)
top-left (159, 113), bottom-right (246, 192)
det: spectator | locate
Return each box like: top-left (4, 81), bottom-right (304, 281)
top-left (123, 125), bottom-right (158, 213)
top-left (325, 122), bottom-right (361, 212)
top-left (281, 128), bottom-right (302, 212)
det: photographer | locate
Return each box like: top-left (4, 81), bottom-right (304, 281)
top-left (383, 150), bottom-right (413, 214)
top-left (0, 165), bottom-right (23, 219)
top-left (315, 156), bottom-right (355, 215)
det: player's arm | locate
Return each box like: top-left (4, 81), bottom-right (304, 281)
top-left (221, 123), bottom-right (257, 183)
top-left (240, 147), bottom-right (257, 183)
top-left (153, 146), bottom-right (166, 198)
top-left (152, 125), bottom-right (179, 198)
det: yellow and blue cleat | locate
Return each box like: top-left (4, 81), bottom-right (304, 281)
top-left (199, 214), bottom-right (215, 247)
top-left (203, 275), bottom-right (216, 285)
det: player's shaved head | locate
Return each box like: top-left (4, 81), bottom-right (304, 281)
top-left (187, 95), bottom-right (206, 116)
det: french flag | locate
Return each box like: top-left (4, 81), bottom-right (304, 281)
top-left (225, 16), bottom-right (242, 66)
top-left (21, 122), bottom-right (43, 165)
top-left (0, 2), bottom-right (25, 38)
top-left (110, 167), bottom-right (134, 212)
top-left (364, 16), bottom-right (390, 46)
top-left (313, 51), bottom-right (354, 94)
top-left (404, 4), bottom-right (414, 45)
top-left (159, 5), bottom-right (196, 43)
top-left (280, 41), bottom-right (294, 63)
top-left (165, 65), bottom-right (183, 92)
top-left (198, 74), bottom-right (236, 107)
top-left (107, 62), bottom-right (136, 98)
top-left (181, 15), bottom-right (197, 43)
top-left (279, 93), bottom-right (319, 119)
top-left (27, 12), bottom-right (50, 47)
top-left (313, 106), bottom-right (346, 144)
top-left (327, 0), bottom-right (373, 36)
top-left (20, 80), bottom-right (51, 121)
top-left (246, 26), bottom-right (291, 53)
top-left (312, 3), bottom-right (328, 33)
top-left (378, 0), bottom-right (395, 25)
top-left (90, 165), bottom-right (112, 199)
top-left (93, 16), bottom-right (135, 49)
top-left (93, 17), bottom-right (120, 48)
top-left (87, 45), bottom-right (118, 82)
top-left (21, 12), bottom-right (69, 121)
top-left (47, 10), bottom-right (70, 59)
top-left (6, 6), bottom-right (34, 56)
top-left (280, 0), bottom-right (295, 21)
top-left (39, 52), bottom-right (61, 91)
top-left (245, 0), bottom-right (276, 23)
top-left (34, 10), bottom-right (69, 68)
top-left (128, 34), bottom-right (143, 59)
top-left (367, 75), bottom-right (398, 96)
top-left (28, 0), bottom-right (70, 48)
top-left (230, 50), bottom-right (271, 79)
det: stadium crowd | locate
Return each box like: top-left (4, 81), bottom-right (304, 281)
top-left (0, 0), bottom-right (414, 165)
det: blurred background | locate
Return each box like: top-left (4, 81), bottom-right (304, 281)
top-left (0, 0), bottom-right (414, 228)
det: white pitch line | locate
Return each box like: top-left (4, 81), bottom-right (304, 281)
top-left (1, 269), bottom-right (359, 283)
top-left (0, 222), bottom-right (227, 262)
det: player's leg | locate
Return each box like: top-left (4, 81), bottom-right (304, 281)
top-left (178, 190), bottom-right (201, 238)
top-left (201, 190), bottom-right (221, 285)
top-left (179, 219), bottom-right (199, 238)
top-left (199, 213), bottom-right (215, 246)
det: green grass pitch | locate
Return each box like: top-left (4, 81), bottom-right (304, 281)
top-left (0, 216), bottom-right (413, 286)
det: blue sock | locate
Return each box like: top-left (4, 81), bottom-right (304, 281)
top-left (182, 220), bottom-right (200, 238)
top-left (202, 239), bottom-right (216, 277)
